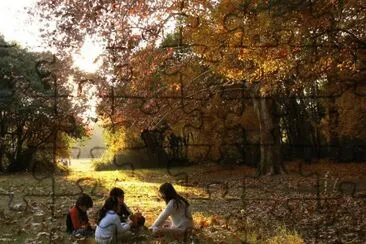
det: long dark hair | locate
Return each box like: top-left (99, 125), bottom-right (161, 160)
top-left (97, 196), bottom-right (119, 225)
top-left (159, 183), bottom-right (191, 218)
top-left (109, 187), bottom-right (124, 198)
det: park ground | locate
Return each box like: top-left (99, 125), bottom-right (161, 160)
top-left (0, 160), bottom-right (365, 243)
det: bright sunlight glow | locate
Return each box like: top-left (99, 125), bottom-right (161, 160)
top-left (0, 0), bottom-right (42, 50)
top-left (0, 1), bottom-right (104, 74)
top-left (72, 36), bottom-right (104, 73)
top-left (67, 75), bottom-right (99, 124)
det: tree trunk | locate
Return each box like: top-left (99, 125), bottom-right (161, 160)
top-left (0, 149), bottom-right (4, 172)
top-left (252, 89), bottom-right (286, 176)
top-left (0, 112), bottom-right (5, 172)
top-left (328, 98), bottom-right (339, 160)
top-left (6, 148), bottom-right (35, 173)
top-left (285, 98), bottom-right (316, 161)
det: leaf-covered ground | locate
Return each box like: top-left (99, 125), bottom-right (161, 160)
top-left (0, 160), bottom-right (365, 243)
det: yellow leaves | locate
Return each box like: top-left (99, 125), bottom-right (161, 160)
top-left (179, 0), bottom-right (364, 94)
top-left (337, 61), bottom-right (356, 72)
top-left (262, 60), bottom-right (279, 74)
top-left (221, 67), bottom-right (244, 80)
top-left (102, 127), bottom-right (126, 160)
top-left (266, 231), bottom-right (305, 244)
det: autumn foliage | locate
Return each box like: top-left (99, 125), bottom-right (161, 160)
top-left (33, 0), bottom-right (366, 173)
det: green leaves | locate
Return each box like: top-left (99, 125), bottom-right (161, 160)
top-left (0, 37), bottom-right (89, 172)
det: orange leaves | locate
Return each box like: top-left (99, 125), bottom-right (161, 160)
top-left (129, 46), bottom-right (173, 88)
top-left (180, 0), bottom-right (364, 93)
top-left (277, 47), bottom-right (290, 59)
top-left (199, 219), bottom-right (210, 229)
top-left (196, 214), bottom-right (225, 229)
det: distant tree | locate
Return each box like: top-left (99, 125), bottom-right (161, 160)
top-left (180, 0), bottom-right (365, 174)
top-left (0, 36), bottom-right (89, 172)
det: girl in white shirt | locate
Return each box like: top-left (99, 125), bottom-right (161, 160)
top-left (95, 197), bottom-right (132, 244)
top-left (150, 183), bottom-right (193, 238)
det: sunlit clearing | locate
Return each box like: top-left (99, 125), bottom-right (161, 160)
top-left (73, 36), bottom-right (104, 73)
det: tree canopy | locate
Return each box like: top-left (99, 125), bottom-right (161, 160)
top-left (0, 36), bottom-right (89, 172)
top-left (34, 0), bottom-right (366, 173)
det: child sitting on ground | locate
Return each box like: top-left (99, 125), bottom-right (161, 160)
top-left (109, 187), bottom-right (132, 222)
top-left (95, 196), bottom-right (137, 243)
top-left (109, 187), bottom-right (146, 232)
top-left (150, 183), bottom-right (193, 239)
top-left (66, 193), bottom-right (94, 237)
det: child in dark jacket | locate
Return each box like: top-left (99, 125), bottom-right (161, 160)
top-left (66, 193), bottom-right (94, 237)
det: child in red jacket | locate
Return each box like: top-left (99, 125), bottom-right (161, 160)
top-left (66, 193), bottom-right (94, 237)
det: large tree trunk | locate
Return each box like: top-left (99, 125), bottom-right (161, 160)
top-left (252, 89), bottom-right (286, 176)
top-left (6, 148), bottom-right (35, 173)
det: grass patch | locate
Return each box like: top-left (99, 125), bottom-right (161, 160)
top-left (266, 226), bottom-right (304, 244)
top-left (1, 161), bottom-right (365, 243)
